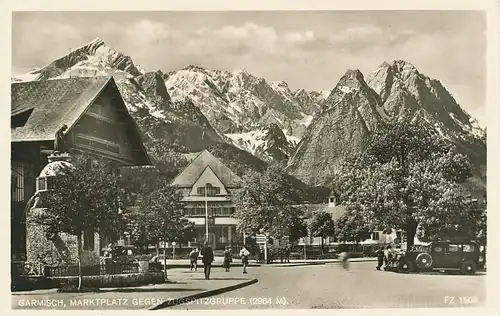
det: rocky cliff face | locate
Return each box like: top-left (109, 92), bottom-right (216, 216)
top-left (28, 38), bottom-right (144, 81)
top-left (164, 65), bottom-right (325, 161)
top-left (11, 38), bottom-right (269, 179)
top-left (367, 60), bottom-right (486, 195)
top-left (164, 66), bottom-right (323, 135)
top-left (286, 69), bottom-right (384, 185)
top-left (12, 38), bottom-right (486, 196)
top-left (287, 60), bottom-right (486, 197)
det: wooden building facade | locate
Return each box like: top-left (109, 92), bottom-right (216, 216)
top-left (11, 76), bottom-right (151, 261)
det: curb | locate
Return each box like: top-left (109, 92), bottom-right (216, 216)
top-left (166, 264), bottom-right (260, 270)
top-left (270, 259), bottom-right (378, 267)
top-left (270, 262), bottom-right (326, 267)
top-left (149, 277), bottom-right (258, 310)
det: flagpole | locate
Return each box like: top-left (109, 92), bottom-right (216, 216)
top-left (205, 183), bottom-right (209, 243)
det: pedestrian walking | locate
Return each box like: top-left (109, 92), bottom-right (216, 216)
top-left (189, 247), bottom-right (199, 271)
top-left (384, 245), bottom-right (393, 269)
top-left (375, 246), bottom-right (384, 271)
top-left (223, 246), bottom-right (232, 272)
top-left (201, 242), bottom-right (214, 280)
top-left (285, 245), bottom-right (291, 263)
top-left (339, 251), bottom-right (349, 270)
top-left (239, 245), bottom-right (250, 274)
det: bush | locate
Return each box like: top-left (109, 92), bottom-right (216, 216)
top-left (57, 284), bottom-right (100, 293)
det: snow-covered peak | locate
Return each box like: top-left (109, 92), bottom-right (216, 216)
top-left (183, 64), bottom-right (207, 72)
top-left (321, 90), bottom-right (331, 99)
top-left (337, 85), bottom-right (356, 94)
top-left (86, 37), bottom-right (105, 47)
top-left (294, 88), bottom-right (306, 97)
top-left (232, 68), bottom-right (249, 76)
top-left (271, 80), bottom-right (291, 93)
top-left (391, 59), bottom-right (417, 70)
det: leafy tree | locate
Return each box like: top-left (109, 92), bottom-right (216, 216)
top-left (334, 118), bottom-right (479, 248)
top-left (234, 164), bottom-right (307, 241)
top-left (30, 155), bottom-right (123, 290)
top-left (308, 211), bottom-right (336, 253)
top-left (334, 207), bottom-right (372, 243)
top-left (127, 179), bottom-right (191, 279)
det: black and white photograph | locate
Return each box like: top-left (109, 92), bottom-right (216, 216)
top-left (7, 3), bottom-right (495, 311)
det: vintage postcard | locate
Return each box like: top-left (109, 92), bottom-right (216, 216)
top-left (4, 0), bottom-right (498, 313)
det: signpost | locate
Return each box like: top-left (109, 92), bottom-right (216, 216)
top-left (256, 234), bottom-right (268, 263)
top-left (303, 238), bottom-right (307, 263)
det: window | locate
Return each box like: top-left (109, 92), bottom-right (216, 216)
top-left (448, 244), bottom-right (459, 252)
top-left (36, 177), bottom-right (56, 192)
top-left (197, 183), bottom-right (221, 196)
top-left (11, 161), bottom-right (34, 202)
top-left (372, 232), bottom-right (380, 240)
top-left (184, 204), bottom-right (209, 216)
top-left (37, 177), bottom-right (46, 191)
top-left (11, 163), bottom-right (25, 202)
top-left (463, 244), bottom-right (475, 252)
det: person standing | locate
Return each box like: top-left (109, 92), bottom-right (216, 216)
top-left (239, 245), bottom-right (250, 274)
top-left (285, 245), bottom-right (291, 263)
top-left (223, 246), bottom-right (232, 272)
top-left (189, 247), bottom-right (199, 272)
top-left (375, 246), bottom-right (384, 271)
top-left (201, 242), bottom-right (214, 280)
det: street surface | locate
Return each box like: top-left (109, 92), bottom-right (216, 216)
top-left (12, 268), bottom-right (253, 310)
top-left (170, 262), bottom-right (486, 309)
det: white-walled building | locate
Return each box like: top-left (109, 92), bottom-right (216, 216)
top-left (171, 150), bottom-right (243, 250)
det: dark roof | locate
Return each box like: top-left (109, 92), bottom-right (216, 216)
top-left (301, 204), bottom-right (347, 221)
top-left (171, 150), bottom-right (243, 188)
top-left (11, 76), bottom-right (111, 142)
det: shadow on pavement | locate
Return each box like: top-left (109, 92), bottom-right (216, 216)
top-left (382, 270), bottom-right (486, 277)
top-left (100, 288), bottom-right (206, 293)
top-left (189, 278), bottom-right (251, 281)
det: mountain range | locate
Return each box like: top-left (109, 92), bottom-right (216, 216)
top-left (12, 37), bottom-right (486, 198)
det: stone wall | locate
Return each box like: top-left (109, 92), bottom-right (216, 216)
top-left (26, 211), bottom-right (100, 274)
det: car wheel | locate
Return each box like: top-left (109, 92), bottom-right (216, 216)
top-left (397, 260), bottom-right (414, 273)
top-left (460, 261), bottom-right (476, 275)
top-left (416, 253), bottom-right (433, 269)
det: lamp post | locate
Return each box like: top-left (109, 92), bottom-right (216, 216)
top-left (163, 241), bottom-right (168, 280)
top-left (172, 242), bottom-right (176, 259)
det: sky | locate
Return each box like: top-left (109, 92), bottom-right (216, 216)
top-left (12, 11), bottom-right (486, 125)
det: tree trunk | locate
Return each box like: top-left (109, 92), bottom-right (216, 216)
top-left (406, 218), bottom-right (418, 249)
top-left (156, 242), bottom-right (159, 257)
top-left (163, 243), bottom-right (168, 280)
top-left (77, 232), bottom-right (83, 290)
top-left (321, 237), bottom-right (324, 254)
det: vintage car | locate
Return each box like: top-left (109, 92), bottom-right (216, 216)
top-left (385, 240), bottom-right (484, 275)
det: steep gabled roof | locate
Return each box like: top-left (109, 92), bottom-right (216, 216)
top-left (171, 150), bottom-right (242, 188)
top-left (11, 76), bottom-right (111, 142)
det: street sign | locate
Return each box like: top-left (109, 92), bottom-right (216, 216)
top-left (256, 235), bottom-right (267, 244)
